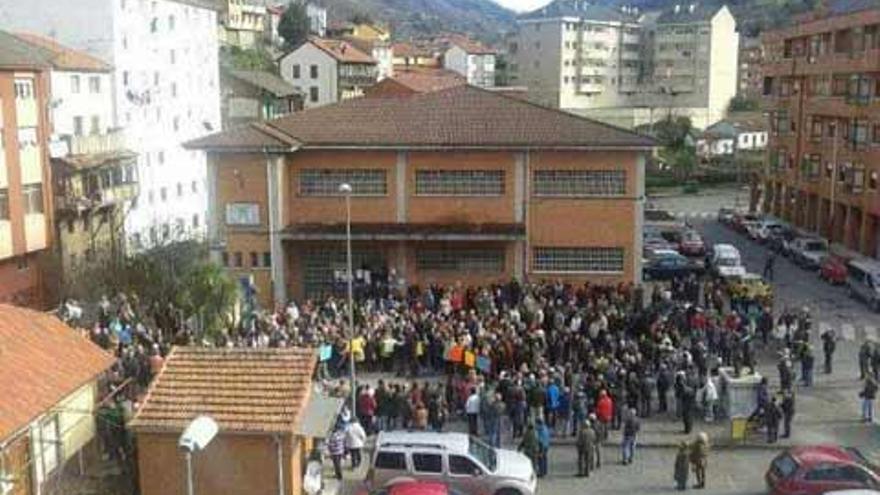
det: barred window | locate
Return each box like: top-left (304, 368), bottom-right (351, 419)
top-left (22, 184), bottom-right (44, 214)
top-left (416, 248), bottom-right (505, 272)
top-left (299, 169), bottom-right (387, 196)
top-left (533, 170), bottom-right (625, 197)
top-left (415, 170), bottom-right (504, 196)
top-left (533, 247), bottom-right (624, 273)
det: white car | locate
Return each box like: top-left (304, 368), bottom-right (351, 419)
top-left (711, 244), bottom-right (747, 279)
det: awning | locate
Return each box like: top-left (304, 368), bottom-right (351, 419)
top-left (296, 394), bottom-right (344, 438)
top-left (282, 222), bottom-right (526, 241)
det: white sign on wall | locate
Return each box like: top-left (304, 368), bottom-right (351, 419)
top-left (225, 202), bottom-right (260, 225)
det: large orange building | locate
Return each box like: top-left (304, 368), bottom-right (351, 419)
top-left (188, 86), bottom-right (653, 306)
top-left (762, 2), bottom-right (880, 257)
top-left (0, 31), bottom-right (54, 308)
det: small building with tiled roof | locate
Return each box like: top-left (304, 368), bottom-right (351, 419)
top-left (279, 38), bottom-right (379, 109)
top-left (364, 67), bottom-right (466, 97)
top-left (186, 85), bottom-right (654, 305)
top-left (0, 305), bottom-right (115, 495)
top-left (131, 346), bottom-right (332, 495)
top-left (221, 68), bottom-right (304, 129)
top-left (391, 41), bottom-right (442, 69)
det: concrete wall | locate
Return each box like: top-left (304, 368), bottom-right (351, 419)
top-left (512, 19), bottom-right (565, 108)
top-left (50, 70), bottom-right (114, 138)
top-left (708, 6), bottom-right (739, 127)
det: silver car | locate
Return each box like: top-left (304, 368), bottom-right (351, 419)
top-left (367, 431), bottom-right (537, 495)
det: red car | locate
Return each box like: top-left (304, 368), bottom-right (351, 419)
top-left (679, 230), bottom-right (706, 256)
top-left (766, 446), bottom-right (880, 495)
top-left (820, 255), bottom-right (849, 285)
top-left (358, 482), bottom-right (463, 495)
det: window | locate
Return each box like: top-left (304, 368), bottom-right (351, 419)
top-left (123, 71), bottom-right (129, 86)
top-left (309, 86), bottom-right (319, 102)
top-left (34, 414), bottom-right (60, 479)
top-left (150, 17), bottom-right (158, 33)
top-left (171, 82), bottom-right (178, 98)
top-left (299, 169), bottom-right (387, 196)
top-left (233, 252), bottom-right (243, 267)
top-left (168, 14), bottom-right (175, 30)
top-left (170, 49), bottom-right (176, 64)
top-left (533, 247), bottom-right (624, 273)
top-left (533, 170), bottom-right (626, 196)
top-left (0, 189), bottom-right (8, 220)
top-left (173, 116), bottom-right (180, 131)
top-left (263, 251), bottom-right (271, 267)
top-left (22, 184), bottom-right (44, 214)
top-left (374, 452), bottom-right (406, 470)
top-left (71, 75), bottom-right (81, 93)
top-left (158, 151), bottom-right (165, 165)
top-left (192, 214), bottom-right (200, 228)
top-left (14, 79), bottom-right (34, 99)
top-left (73, 116), bottom-right (84, 137)
top-left (17, 128), bottom-right (37, 149)
top-left (191, 180), bottom-right (198, 193)
top-left (415, 169), bottom-right (504, 196)
top-left (292, 64), bottom-right (301, 78)
top-left (221, 251), bottom-right (230, 267)
top-left (310, 64), bottom-right (318, 78)
top-left (412, 453), bottom-right (442, 474)
top-left (449, 455), bottom-right (480, 476)
top-left (90, 115), bottom-right (100, 135)
top-left (148, 190), bottom-right (154, 204)
top-left (88, 76), bottom-right (101, 93)
top-left (225, 202), bottom-right (260, 225)
top-left (250, 251), bottom-right (259, 267)
top-left (417, 248), bottom-right (504, 272)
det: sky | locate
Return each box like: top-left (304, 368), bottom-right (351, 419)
top-left (492, 0), bottom-right (554, 12)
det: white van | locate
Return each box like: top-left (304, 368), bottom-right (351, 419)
top-left (711, 244), bottom-right (746, 279)
top-left (368, 431), bottom-right (537, 495)
top-left (847, 259), bottom-right (880, 311)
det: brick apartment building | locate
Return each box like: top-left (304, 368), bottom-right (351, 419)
top-left (0, 32), bottom-right (54, 308)
top-left (188, 86), bottom-right (653, 306)
top-left (762, 1), bottom-right (880, 257)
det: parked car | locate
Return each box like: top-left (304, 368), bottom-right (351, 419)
top-left (820, 255), bottom-right (849, 285)
top-left (710, 243), bottom-right (747, 279)
top-left (847, 258), bottom-right (880, 311)
top-left (678, 230), bottom-right (706, 256)
top-left (733, 213), bottom-right (760, 234)
top-left (766, 446), bottom-right (880, 495)
top-left (769, 228), bottom-right (799, 257)
top-left (717, 207), bottom-right (736, 224)
top-left (791, 238), bottom-right (830, 269)
top-left (368, 431), bottom-right (537, 495)
top-left (357, 481), bottom-right (464, 495)
top-left (756, 219), bottom-right (785, 243)
top-left (643, 252), bottom-right (705, 280)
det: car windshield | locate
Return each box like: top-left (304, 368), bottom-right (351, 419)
top-left (771, 454), bottom-right (798, 479)
top-left (468, 436), bottom-right (497, 472)
top-left (717, 257), bottom-right (739, 267)
top-left (805, 241), bottom-right (827, 251)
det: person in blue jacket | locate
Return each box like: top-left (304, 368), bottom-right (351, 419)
top-left (536, 417), bottom-right (551, 477)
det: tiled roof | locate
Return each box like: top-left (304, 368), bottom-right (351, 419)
top-left (445, 34), bottom-right (496, 55)
top-left (520, 0), bottom-right (636, 22)
top-left (130, 347), bottom-right (317, 434)
top-left (0, 30), bottom-right (52, 69)
top-left (226, 69), bottom-right (301, 97)
top-left (392, 41), bottom-right (438, 58)
top-left (187, 85), bottom-right (655, 150)
top-left (0, 305), bottom-right (114, 441)
top-left (55, 150), bottom-right (138, 171)
top-left (368, 68), bottom-right (465, 95)
top-left (309, 38), bottom-right (376, 64)
top-left (12, 32), bottom-right (111, 72)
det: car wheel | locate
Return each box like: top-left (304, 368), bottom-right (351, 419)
top-left (495, 489), bottom-right (522, 495)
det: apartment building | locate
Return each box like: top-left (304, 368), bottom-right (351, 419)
top-left (762, 1), bottom-right (880, 258)
top-left (509, 0), bottom-right (739, 129)
top-left (0, 0), bottom-right (222, 248)
top-left (218, 0), bottom-right (266, 49)
top-left (0, 32), bottom-right (53, 309)
top-left (739, 36), bottom-right (764, 98)
top-left (443, 37), bottom-right (497, 88)
top-left (279, 38), bottom-right (378, 109)
top-left (187, 86), bottom-right (653, 307)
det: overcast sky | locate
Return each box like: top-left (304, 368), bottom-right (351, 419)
top-left (493, 0), bottom-right (553, 12)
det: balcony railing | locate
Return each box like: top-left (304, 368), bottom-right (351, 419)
top-left (69, 130), bottom-right (127, 156)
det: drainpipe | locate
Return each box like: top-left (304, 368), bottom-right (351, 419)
top-left (275, 435), bottom-right (285, 495)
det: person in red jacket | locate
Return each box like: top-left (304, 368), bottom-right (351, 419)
top-left (595, 389), bottom-right (613, 438)
top-left (357, 386), bottom-right (377, 434)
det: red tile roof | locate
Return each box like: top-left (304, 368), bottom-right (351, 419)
top-left (392, 42), bottom-right (437, 58)
top-left (309, 38), bottom-right (376, 65)
top-left (186, 85), bottom-right (655, 150)
top-left (364, 68), bottom-right (465, 98)
top-left (130, 347), bottom-right (317, 434)
top-left (12, 32), bottom-right (111, 72)
top-left (0, 305), bottom-right (114, 441)
top-left (444, 34), bottom-right (496, 55)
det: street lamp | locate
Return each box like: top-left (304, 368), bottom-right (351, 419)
top-left (178, 416), bottom-right (218, 495)
top-left (339, 182), bottom-right (357, 419)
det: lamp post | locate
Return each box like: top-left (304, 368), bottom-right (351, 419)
top-left (178, 416), bottom-right (218, 495)
top-left (339, 182), bottom-right (357, 419)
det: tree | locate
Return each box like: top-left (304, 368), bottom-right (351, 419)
top-left (278, 1), bottom-right (310, 51)
top-left (222, 46), bottom-right (277, 72)
top-left (350, 12), bottom-right (374, 25)
top-left (729, 95), bottom-right (760, 112)
top-left (176, 262), bottom-right (238, 338)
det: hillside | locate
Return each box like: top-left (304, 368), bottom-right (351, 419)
top-left (317, 0), bottom-right (517, 42)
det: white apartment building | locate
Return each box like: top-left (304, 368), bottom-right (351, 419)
top-left (444, 41), bottom-right (497, 87)
top-left (0, 0), bottom-right (222, 246)
top-left (219, 0), bottom-right (266, 49)
top-left (510, 0), bottom-right (739, 130)
top-left (279, 38), bottom-right (378, 108)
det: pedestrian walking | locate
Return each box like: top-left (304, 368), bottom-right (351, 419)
top-left (344, 420), bottom-right (366, 469)
top-left (781, 389), bottom-right (795, 438)
top-left (621, 408), bottom-right (640, 465)
top-left (536, 418), bottom-right (551, 477)
top-left (821, 329), bottom-right (836, 374)
top-left (689, 432), bottom-right (709, 489)
top-left (700, 377), bottom-right (718, 423)
top-left (518, 422), bottom-right (540, 474)
top-left (576, 419), bottom-right (596, 477)
top-left (801, 345), bottom-right (815, 387)
top-left (487, 393), bottom-right (504, 448)
top-left (765, 397), bottom-right (781, 443)
top-left (861, 376), bottom-right (878, 423)
top-left (674, 441), bottom-right (690, 490)
top-left (327, 427), bottom-right (346, 480)
top-left (859, 342), bottom-right (872, 380)
top-left (596, 389), bottom-right (613, 436)
top-left (465, 388), bottom-right (480, 436)
top-left (681, 381), bottom-right (695, 434)
top-left (763, 253), bottom-right (775, 281)
top-left (590, 413), bottom-right (604, 468)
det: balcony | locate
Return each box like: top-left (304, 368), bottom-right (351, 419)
top-left (70, 130), bottom-right (128, 156)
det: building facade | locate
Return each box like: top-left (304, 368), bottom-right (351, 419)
top-left (444, 42), bottom-right (496, 88)
top-left (762, 2), bottom-right (880, 257)
top-left (739, 36), bottom-right (764, 98)
top-left (219, 0), bottom-right (266, 49)
top-left (221, 69), bottom-right (302, 129)
top-left (188, 86), bottom-right (652, 307)
top-left (0, 0), bottom-right (223, 248)
top-left (279, 39), bottom-right (378, 109)
top-left (508, 0), bottom-right (739, 129)
top-left (0, 32), bottom-right (54, 308)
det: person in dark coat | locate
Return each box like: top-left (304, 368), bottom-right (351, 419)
top-left (781, 389), bottom-right (795, 439)
top-left (689, 432), bottom-right (709, 489)
top-left (657, 364), bottom-right (672, 413)
top-left (518, 422), bottom-right (540, 473)
top-left (765, 397), bottom-right (781, 443)
top-left (821, 329), bottom-right (836, 374)
top-left (576, 419), bottom-right (596, 477)
top-left (674, 441), bottom-right (690, 490)
top-left (681, 381), bottom-right (696, 434)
